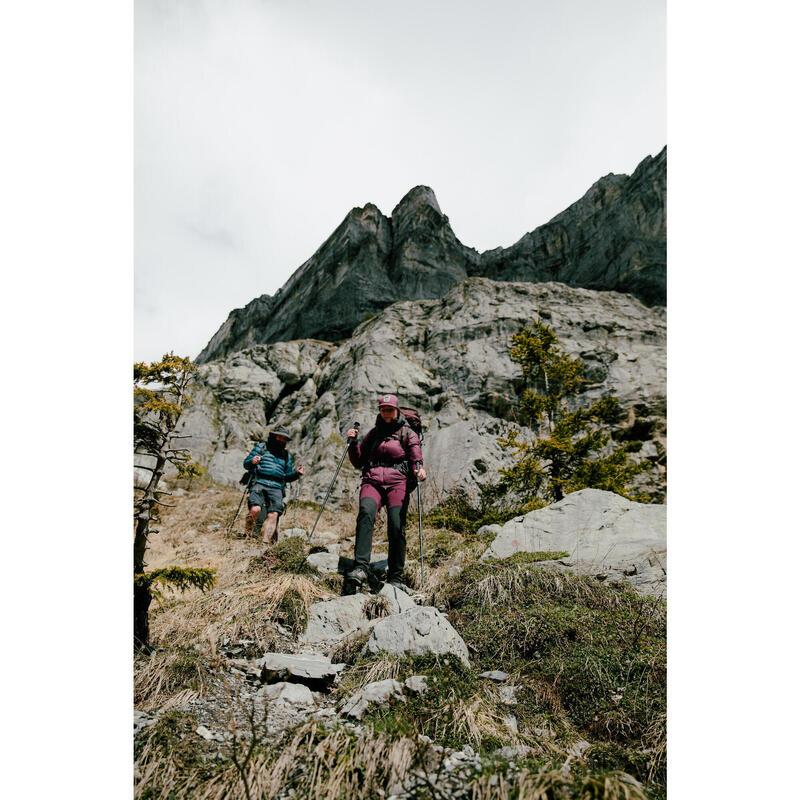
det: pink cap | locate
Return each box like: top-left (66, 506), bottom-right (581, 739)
top-left (377, 394), bottom-right (399, 409)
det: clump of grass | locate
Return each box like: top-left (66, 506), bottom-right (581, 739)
top-left (423, 486), bottom-right (539, 535)
top-left (364, 594), bottom-right (392, 620)
top-left (135, 708), bottom-right (224, 793)
top-left (136, 721), bottom-right (420, 800)
top-left (240, 573), bottom-right (327, 628)
top-left (272, 536), bottom-right (316, 575)
top-left (335, 653), bottom-right (522, 752)
top-left (320, 572), bottom-right (345, 594)
top-left (134, 646), bottom-right (211, 711)
top-left (335, 654), bottom-right (405, 698)
top-left (274, 588), bottom-right (308, 636)
top-left (151, 572), bottom-right (327, 657)
top-left (328, 629), bottom-right (371, 665)
top-left (136, 712), bottom-right (650, 800)
top-left (466, 764), bottom-right (648, 800)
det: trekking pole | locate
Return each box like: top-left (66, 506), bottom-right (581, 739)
top-left (289, 477), bottom-right (302, 529)
top-left (225, 475), bottom-right (252, 541)
top-left (310, 422), bottom-right (359, 539)
top-left (417, 481), bottom-right (425, 589)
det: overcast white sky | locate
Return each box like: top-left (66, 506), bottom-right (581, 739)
top-left (135, 0), bottom-right (665, 363)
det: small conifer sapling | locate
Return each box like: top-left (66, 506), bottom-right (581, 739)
top-left (133, 353), bottom-right (215, 651)
top-left (496, 321), bottom-right (650, 507)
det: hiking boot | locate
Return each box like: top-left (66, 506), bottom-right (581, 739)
top-left (345, 567), bottom-right (369, 587)
top-left (386, 577), bottom-right (410, 592)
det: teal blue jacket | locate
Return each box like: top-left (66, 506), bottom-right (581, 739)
top-left (243, 441), bottom-right (300, 491)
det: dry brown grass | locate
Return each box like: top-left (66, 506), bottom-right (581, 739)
top-left (451, 691), bottom-right (520, 747)
top-left (136, 720), bottom-right (419, 800)
top-left (327, 629), bottom-right (371, 665)
top-left (134, 648), bottom-right (213, 711)
top-left (363, 593), bottom-right (391, 620)
top-left (137, 486), bottom-right (356, 711)
top-left (334, 653), bottom-right (404, 698)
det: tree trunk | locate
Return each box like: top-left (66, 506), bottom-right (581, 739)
top-left (134, 448), bottom-right (167, 650)
top-left (134, 579), bottom-right (152, 652)
top-left (552, 456), bottom-right (564, 502)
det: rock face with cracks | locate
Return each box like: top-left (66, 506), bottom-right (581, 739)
top-left (366, 605), bottom-right (470, 665)
top-left (169, 278), bottom-right (666, 505)
top-left (481, 488), bottom-right (666, 596)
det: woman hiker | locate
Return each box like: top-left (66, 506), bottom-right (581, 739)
top-left (345, 394), bottom-right (426, 589)
top-left (243, 428), bottom-right (305, 558)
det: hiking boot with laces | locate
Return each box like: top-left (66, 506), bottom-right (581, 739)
top-left (346, 567), bottom-right (368, 587)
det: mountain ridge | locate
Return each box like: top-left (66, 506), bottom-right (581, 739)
top-left (196, 147), bottom-right (666, 364)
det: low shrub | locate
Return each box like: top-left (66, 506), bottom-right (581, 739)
top-left (437, 559), bottom-right (666, 797)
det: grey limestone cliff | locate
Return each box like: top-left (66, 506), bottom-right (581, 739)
top-left (177, 278), bottom-right (666, 507)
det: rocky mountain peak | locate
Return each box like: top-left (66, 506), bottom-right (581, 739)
top-left (392, 185), bottom-right (442, 217)
top-left (196, 149), bottom-right (666, 364)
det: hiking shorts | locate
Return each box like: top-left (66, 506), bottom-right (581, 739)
top-left (248, 483), bottom-right (284, 515)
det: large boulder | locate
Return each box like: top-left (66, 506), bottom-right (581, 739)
top-left (301, 584), bottom-right (417, 647)
top-left (480, 489), bottom-right (666, 596)
top-left (366, 606), bottom-right (470, 665)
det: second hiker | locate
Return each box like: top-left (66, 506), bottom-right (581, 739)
top-left (243, 428), bottom-right (304, 556)
top-left (346, 394), bottom-right (426, 588)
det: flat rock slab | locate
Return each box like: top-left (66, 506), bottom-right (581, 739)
top-left (258, 653), bottom-right (345, 688)
top-left (479, 670), bottom-right (509, 683)
top-left (341, 678), bottom-right (406, 720)
top-left (305, 552), bottom-right (340, 574)
top-left (259, 681), bottom-right (315, 708)
top-left (481, 489), bottom-right (666, 596)
top-left (278, 527), bottom-right (307, 541)
top-left (366, 606), bottom-right (470, 665)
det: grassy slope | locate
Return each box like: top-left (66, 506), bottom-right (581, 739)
top-left (135, 480), bottom-right (665, 800)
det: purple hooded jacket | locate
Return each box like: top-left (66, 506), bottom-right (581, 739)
top-left (348, 413), bottom-right (423, 479)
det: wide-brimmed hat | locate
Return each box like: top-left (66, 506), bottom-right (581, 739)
top-left (377, 394), bottom-right (399, 409)
top-left (270, 428), bottom-right (292, 440)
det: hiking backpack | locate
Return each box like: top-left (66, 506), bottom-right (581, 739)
top-left (399, 407), bottom-right (423, 442)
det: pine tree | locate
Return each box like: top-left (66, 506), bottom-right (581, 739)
top-left (134, 354), bottom-right (215, 651)
top-left (495, 321), bottom-right (650, 507)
